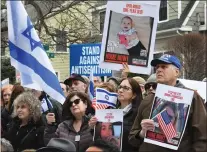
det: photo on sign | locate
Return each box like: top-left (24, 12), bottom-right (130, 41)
top-left (146, 96), bottom-right (190, 146)
top-left (103, 11), bottom-right (154, 67)
top-left (94, 121), bottom-right (123, 150)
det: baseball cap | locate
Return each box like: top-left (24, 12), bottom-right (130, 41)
top-left (64, 73), bottom-right (86, 86)
top-left (151, 54), bottom-right (181, 69)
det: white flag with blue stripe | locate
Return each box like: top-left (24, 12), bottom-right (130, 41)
top-left (96, 88), bottom-right (118, 108)
top-left (88, 68), bottom-right (95, 101)
top-left (7, 1), bottom-right (65, 104)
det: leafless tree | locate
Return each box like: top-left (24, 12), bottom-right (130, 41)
top-left (166, 33), bottom-right (206, 81)
top-left (1, 0), bottom-right (102, 50)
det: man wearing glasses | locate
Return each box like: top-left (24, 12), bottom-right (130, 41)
top-left (129, 54), bottom-right (206, 152)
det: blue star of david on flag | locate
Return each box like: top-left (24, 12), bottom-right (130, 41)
top-left (22, 16), bottom-right (44, 51)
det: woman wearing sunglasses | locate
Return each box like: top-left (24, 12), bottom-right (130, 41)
top-left (44, 91), bottom-right (95, 152)
top-left (117, 78), bottom-right (143, 152)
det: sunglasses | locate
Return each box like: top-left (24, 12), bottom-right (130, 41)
top-left (69, 99), bottom-right (81, 107)
top-left (145, 83), bottom-right (157, 90)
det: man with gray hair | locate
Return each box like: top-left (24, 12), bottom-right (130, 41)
top-left (129, 54), bottom-right (207, 152)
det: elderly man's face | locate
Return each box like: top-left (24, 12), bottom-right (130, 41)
top-left (155, 64), bottom-right (179, 85)
top-left (70, 80), bottom-right (87, 93)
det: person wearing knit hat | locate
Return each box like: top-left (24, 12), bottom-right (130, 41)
top-left (144, 73), bottom-right (157, 95)
top-left (132, 76), bottom-right (146, 93)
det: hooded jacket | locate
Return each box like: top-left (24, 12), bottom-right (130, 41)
top-left (129, 81), bottom-right (207, 152)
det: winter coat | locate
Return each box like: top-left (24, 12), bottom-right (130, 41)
top-left (4, 117), bottom-right (45, 152)
top-left (44, 117), bottom-right (93, 152)
top-left (129, 80), bottom-right (207, 152)
top-left (1, 107), bottom-right (12, 135)
top-left (122, 107), bottom-right (140, 152)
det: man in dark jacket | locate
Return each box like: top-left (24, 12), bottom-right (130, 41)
top-left (32, 90), bottom-right (63, 126)
top-left (129, 54), bottom-right (207, 152)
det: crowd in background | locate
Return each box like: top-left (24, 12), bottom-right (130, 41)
top-left (1, 54), bottom-right (206, 152)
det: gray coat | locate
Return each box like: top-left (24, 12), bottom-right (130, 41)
top-left (44, 119), bottom-right (93, 152)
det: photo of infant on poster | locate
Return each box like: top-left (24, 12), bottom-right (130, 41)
top-left (104, 11), bottom-right (154, 66)
top-left (94, 121), bottom-right (123, 150)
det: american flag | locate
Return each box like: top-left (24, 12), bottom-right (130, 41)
top-left (92, 97), bottom-right (108, 110)
top-left (157, 109), bottom-right (177, 140)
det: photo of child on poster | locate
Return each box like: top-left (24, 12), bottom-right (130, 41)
top-left (104, 11), bottom-right (154, 66)
top-left (148, 96), bottom-right (190, 146)
top-left (99, 1), bottom-right (160, 74)
top-left (94, 109), bottom-right (123, 151)
top-left (94, 121), bottom-right (123, 150)
top-left (144, 84), bottom-right (194, 150)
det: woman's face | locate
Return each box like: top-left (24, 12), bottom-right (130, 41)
top-left (69, 95), bottom-right (87, 117)
top-left (101, 122), bottom-right (113, 138)
top-left (118, 79), bottom-right (135, 103)
top-left (16, 103), bottom-right (30, 121)
top-left (166, 106), bottom-right (176, 124)
top-left (3, 89), bottom-right (12, 105)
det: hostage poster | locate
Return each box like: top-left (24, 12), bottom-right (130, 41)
top-left (99, 1), bottom-right (160, 74)
top-left (144, 84), bottom-right (194, 150)
top-left (94, 109), bottom-right (123, 151)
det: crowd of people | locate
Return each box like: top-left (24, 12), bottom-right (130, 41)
top-left (1, 54), bottom-right (206, 152)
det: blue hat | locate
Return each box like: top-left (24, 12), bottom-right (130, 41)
top-left (151, 54), bottom-right (181, 69)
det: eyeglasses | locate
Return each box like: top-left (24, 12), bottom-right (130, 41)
top-left (145, 83), bottom-right (157, 90)
top-left (117, 85), bottom-right (132, 91)
top-left (69, 99), bottom-right (81, 107)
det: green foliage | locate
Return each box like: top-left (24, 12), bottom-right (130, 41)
top-left (1, 57), bottom-right (16, 84)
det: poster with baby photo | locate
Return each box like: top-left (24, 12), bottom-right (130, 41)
top-left (144, 84), bottom-right (194, 150)
top-left (94, 109), bottom-right (123, 151)
top-left (99, 1), bottom-right (160, 75)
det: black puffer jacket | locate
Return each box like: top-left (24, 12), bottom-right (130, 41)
top-left (44, 117), bottom-right (93, 152)
top-left (4, 117), bottom-right (45, 152)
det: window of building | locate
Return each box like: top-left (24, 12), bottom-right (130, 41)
top-left (56, 29), bottom-right (67, 52)
top-left (159, 0), bottom-right (168, 22)
top-left (100, 10), bottom-right (106, 34)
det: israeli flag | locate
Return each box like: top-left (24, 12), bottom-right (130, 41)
top-left (88, 68), bottom-right (95, 101)
top-left (7, 1), bottom-right (65, 104)
top-left (96, 88), bottom-right (118, 108)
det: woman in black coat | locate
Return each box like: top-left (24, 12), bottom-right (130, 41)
top-left (116, 78), bottom-right (143, 152)
top-left (4, 92), bottom-right (45, 152)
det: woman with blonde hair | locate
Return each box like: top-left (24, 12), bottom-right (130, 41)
top-left (3, 92), bottom-right (45, 152)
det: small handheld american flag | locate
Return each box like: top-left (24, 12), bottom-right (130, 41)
top-left (157, 109), bottom-right (177, 140)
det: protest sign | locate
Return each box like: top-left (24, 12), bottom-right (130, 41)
top-left (178, 79), bottom-right (206, 102)
top-left (99, 1), bottom-right (160, 74)
top-left (144, 84), bottom-right (194, 150)
top-left (94, 109), bottom-right (123, 151)
top-left (70, 43), bottom-right (112, 76)
top-left (1, 78), bottom-right (10, 88)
